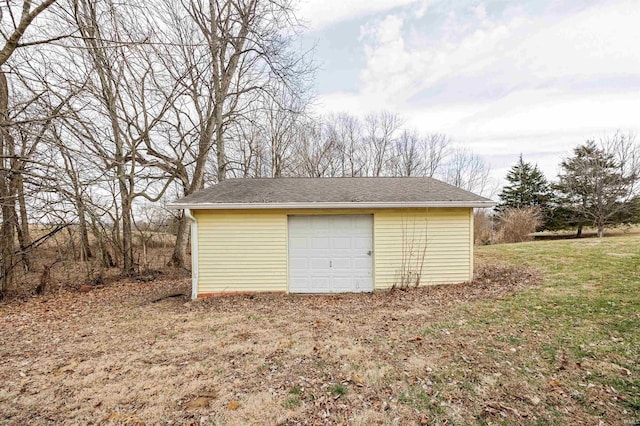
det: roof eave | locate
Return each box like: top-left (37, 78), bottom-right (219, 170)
top-left (167, 201), bottom-right (496, 210)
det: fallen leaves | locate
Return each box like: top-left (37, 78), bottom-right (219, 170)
top-left (186, 392), bottom-right (218, 410)
top-left (103, 412), bottom-right (144, 425)
top-left (0, 258), bottom-right (635, 425)
top-left (483, 401), bottom-right (526, 419)
top-left (527, 395), bottom-right (541, 406)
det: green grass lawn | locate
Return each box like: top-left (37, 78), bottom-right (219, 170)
top-left (467, 235), bottom-right (640, 423)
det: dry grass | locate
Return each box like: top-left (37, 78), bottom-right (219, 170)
top-left (495, 207), bottom-right (543, 244)
top-left (1, 236), bottom-right (639, 425)
top-left (5, 245), bottom-right (184, 298)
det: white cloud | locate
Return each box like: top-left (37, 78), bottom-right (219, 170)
top-left (297, 0), bottom-right (420, 30)
top-left (315, 0), bottom-right (640, 182)
top-left (355, 0), bottom-right (640, 102)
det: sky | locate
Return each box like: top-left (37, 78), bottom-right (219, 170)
top-left (297, 0), bottom-right (640, 186)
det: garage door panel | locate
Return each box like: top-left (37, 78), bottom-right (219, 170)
top-left (331, 248), bottom-right (356, 257)
top-left (332, 258), bottom-right (351, 269)
top-left (332, 237), bottom-right (353, 249)
top-left (311, 217), bottom-right (330, 232)
top-left (289, 257), bottom-right (308, 269)
top-left (352, 258), bottom-right (371, 269)
top-left (310, 257), bottom-right (330, 269)
top-left (331, 276), bottom-right (354, 291)
top-left (353, 239), bottom-right (368, 249)
top-left (288, 215), bottom-right (373, 293)
top-left (309, 276), bottom-right (331, 292)
top-left (289, 237), bottom-right (308, 249)
top-left (311, 237), bottom-right (330, 249)
top-left (354, 277), bottom-right (370, 289)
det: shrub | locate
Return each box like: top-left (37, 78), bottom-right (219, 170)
top-left (495, 207), bottom-right (542, 243)
top-left (474, 210), bottom-right (494, 245)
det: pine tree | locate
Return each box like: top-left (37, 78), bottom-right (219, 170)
top-left (497, 155), bottom-right (551, 212)
top-left (555, 140), bottom-right (638, 238)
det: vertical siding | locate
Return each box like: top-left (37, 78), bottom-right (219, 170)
top-left (374, 208), bottom-right (473, 289)
top-left (194, 210), bottom-right (288, 294)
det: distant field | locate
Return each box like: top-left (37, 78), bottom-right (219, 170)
top-left (534, 224), bottom-right (640, 240)
top-left (0, 236), bottom-right (638, 424)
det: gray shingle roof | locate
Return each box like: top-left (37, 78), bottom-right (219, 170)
top-left (169, 177), bottom-right (494, 209)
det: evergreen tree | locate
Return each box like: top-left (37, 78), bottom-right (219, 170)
top-left (497, 155), bottom-right (552, 213)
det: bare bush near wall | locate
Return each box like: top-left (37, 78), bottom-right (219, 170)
top-left (496, 207), bottom-right (542, 244)
top-left (394, 214), bottom-right (428, 289)
top-left (474, 210), bottom-right (493, 245)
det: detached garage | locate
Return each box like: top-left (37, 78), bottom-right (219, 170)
top-left (169, 177), bottom-right (495, 299)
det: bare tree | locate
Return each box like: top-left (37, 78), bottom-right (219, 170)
top-left (0, 0), bottom-right (58, 66)
top-left (443, 147), bottom-right (492, 196)
top-left (390, 129), bottom-right (424, 177)
top-left (423, 133), bottom-right (450, 177)
top-left (304, 114), bottom-right (449, 179)
top-left (0, 0), bottom-right (58, 293)
top-left (263, 88), bottom-right (307, 177)
top-left (72, 0), bottom-right (180, 274)
top-left (389, 130), bottom-right (451, 179)
top-left (295, 120), bottom-right (338, 177)
top-left (154, 0), bottom-right (311, 267)
top-left (331, 113), bottom-right (366, 177)
top-left (363, 111), bottom-right (402, 177)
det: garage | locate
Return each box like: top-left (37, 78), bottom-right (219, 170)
top-left (169, 177), bottom-right (495, 298)
top-left (288, 215), bottom-right (373, 293)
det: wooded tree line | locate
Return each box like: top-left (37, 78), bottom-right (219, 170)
top-left (0, 0), bottom-right (495, 295)
top-left (495, 133), bottom-right (640, 240)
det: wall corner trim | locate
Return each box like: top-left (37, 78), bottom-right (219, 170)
top-left (185, 208), bottom-right (199, 300)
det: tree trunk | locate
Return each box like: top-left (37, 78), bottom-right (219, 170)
top-left (76, 198), bottom-right (92, 260)
top-left (15, 172), bottom-right (31, 270)
top-left (90, 218), bottom-right (114, 269)
top-left (597, 223), bottom-right (604, 238)
top-left (0, 201), bottom-right (16, 294)
top-left (120, 191), bottom-right (134, 274)
top-left (0, 70), bottom-right (15, 293)
top-left (215, 103), bottom-right (226, 182)
top-left (168, 214), bottom-right (188, 268)
top-left (576, 224), bottom-right (583, 238)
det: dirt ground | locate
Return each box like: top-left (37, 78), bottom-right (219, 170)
top-left (0, 254), bottom-right (636, 425)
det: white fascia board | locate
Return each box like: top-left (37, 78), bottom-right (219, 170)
top-left (168, 201), bottom-right (496, 210)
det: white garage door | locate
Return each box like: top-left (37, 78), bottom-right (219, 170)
top-left (288, 215), bottom-right (373, 293)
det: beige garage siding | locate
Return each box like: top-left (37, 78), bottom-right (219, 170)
top-left (194, 210), bottom-right (288, 294)
top-left (374, 208), bottom-right (473, 289)
top-left (193, 207), bottom-right (473, 296)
